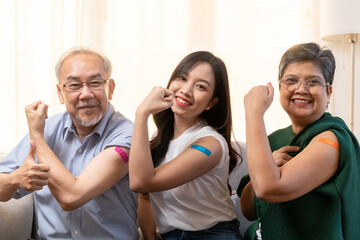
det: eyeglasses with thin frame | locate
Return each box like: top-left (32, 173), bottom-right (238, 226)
top-left (279, 78), bottom-right (330, 93)
top-left (59, 79), bottom-right (109, 92)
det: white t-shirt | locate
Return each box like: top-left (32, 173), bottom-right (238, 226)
top-left (150, 121), bottom-right (238, 234)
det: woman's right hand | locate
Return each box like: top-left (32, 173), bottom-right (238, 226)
top-left (136, 87), bottom-right (174, 117)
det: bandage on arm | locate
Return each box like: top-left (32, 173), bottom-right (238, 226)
top-left (318, 138), bottom-right (339, 150)
top-left (115, 146), bottom-right (129, 163)
top-left (190, 145), bottom-right (211, 156)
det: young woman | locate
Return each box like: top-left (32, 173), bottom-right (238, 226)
top-left (129, 51), bottom-right (242, 240)
top-left (239, 42), bottom-right (360, 239)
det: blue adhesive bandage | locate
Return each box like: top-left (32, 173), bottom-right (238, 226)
top-left (190, 145), bottom-right (211, 156)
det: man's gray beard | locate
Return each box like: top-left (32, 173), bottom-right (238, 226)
top-left (75, 113), bottom-right (103, 127)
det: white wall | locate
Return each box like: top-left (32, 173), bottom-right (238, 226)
top-left (0, 0), bottom-right (359, 154)
top-left (324, 40), bottom-right (360, 140)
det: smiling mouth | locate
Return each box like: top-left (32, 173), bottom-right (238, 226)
top-left (77, 105), bottom-right (100, 112)
top-left (292, 99), bottom-right (312, 104)
top-left (176, 97), bottom-right (191, 105)
top-left (79, 105), bottom-right (97, 108)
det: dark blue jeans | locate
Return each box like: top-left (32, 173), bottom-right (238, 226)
top-left (160, 219), bottom-right (243, 240)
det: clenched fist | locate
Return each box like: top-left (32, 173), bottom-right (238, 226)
top-left (25, 100), bottom-right (49, 137)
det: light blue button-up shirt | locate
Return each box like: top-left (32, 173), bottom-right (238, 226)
top-left (0, 103), bottom-right (139, 240)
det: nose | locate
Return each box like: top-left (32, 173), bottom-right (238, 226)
top-left (180, 82), bottom-right (193, 96)
top-left (295, 81), bottom-right (308, 92)
top-left (79, 84), bottom-right (94, 99)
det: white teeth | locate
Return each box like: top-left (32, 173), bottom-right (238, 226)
top-left (293, 99), bottom-right (310, 103)
top-left (176, 97), bottom-right (190, 104)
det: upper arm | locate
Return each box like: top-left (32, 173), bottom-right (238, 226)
top-left (240, 181), bottom-right (257, 221)
top-left (262, 131), bottom-right (339, 202)
top-left (141, 136), bottom-right (223, 192)
top-left (68, 146), bottom-right (129, 208)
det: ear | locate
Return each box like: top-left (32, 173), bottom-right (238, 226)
top-left (327, 85), bottom-right (332, 104)
top-left (107, 79), bottom-right (115, 100)
top-left (206, 97), bottom-right (219, 111)
top-left (57, 84), bottom-right (65, 104)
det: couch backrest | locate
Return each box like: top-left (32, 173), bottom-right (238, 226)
top-left (228, 141), bottom-right (254, 237)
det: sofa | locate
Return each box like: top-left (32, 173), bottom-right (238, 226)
top-left (0, 189), bottom-right (34, 240)
top-left (0, 141), bottom-right (252, 239)
top-left (229, 141), bottom-right (254, 236)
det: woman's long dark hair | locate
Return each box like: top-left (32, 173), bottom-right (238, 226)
top-left (150, 51), bottom-right (241, 176)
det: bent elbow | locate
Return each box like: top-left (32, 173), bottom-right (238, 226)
top-left (254, 188), bottom-right (283, 203)
top-left (253, 190), bottom-right (267, 202)
top-left (252, 184), bottom-right (277, 203)
top-left (60, 202), bottom-right (76, 211)
top-left (57, 195), bottom-right (82, 211)
top-left (130, 179), bottom-right (150, 193)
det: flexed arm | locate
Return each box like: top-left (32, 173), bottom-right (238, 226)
top-left (244, 83), bottom-right (339, 203)
top-left (129, 87), bottom-right (174, 192)
top-left (129, 87), bottom-right (223, 193)
top-left (25, 101), bottom-right (129, 210)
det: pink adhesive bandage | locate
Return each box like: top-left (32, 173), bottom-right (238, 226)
top-left (115, 146), bottom-right (129, 163)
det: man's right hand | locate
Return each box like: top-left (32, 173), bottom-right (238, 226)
top-left (25, 100), bottom-right (49, 137)
top-left (14, 141), bottom-right (50, 191)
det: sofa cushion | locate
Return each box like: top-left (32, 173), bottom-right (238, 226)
top-left (0, 193), bottom-right (34, 240)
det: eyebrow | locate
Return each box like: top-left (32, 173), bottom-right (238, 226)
top-left (283, 74), bottom-right (323, 80)
top-left (198, 79), bottom-right (212, 87)
top-left (181, 72), bottom-right (212, 87)
top-left (66, 73), bottom-right (103, 81)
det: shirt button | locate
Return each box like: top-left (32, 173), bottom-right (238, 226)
top-left (74, 230), bottom-right (79, 235)
top-left (78, 148), bottom-right (83, 153)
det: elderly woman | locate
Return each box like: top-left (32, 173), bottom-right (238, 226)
top-left (238, 42), bottom-right (360, 239)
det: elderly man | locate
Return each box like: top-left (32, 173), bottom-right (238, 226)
top-left (0, 48), bottom-right (139, 239)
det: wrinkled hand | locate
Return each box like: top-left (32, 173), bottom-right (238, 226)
top-left (25, 101), bottom-right (48, 137)
top-left (244, 82), bottom-right (274, 116)
top-left (272, 145), bottom-right (300, 167)
top-left (137, 87), bottom-right (174, 117)
top-left (16, 141), bottom-right (50, 191)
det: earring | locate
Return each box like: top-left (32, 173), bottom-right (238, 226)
top-left (205, 106), bottom-right (210, 111)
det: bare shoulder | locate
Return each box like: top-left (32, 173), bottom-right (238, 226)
top-left (308, 130), bottom-right (339, 151)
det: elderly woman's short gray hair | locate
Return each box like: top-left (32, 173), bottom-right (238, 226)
top-left (278, 42), bottom-right (335, 86)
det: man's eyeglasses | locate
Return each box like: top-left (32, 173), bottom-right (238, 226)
top-left (280, 78), bottom-right (330, 93)
top-left (59, 79), bottom-right (109, 92)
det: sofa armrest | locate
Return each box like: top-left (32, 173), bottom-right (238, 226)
top-left (0, 193), bottom-right (34, 240)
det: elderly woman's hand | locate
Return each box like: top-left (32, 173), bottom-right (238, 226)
top-left (244, 82), bottom-right (274, 117)
top-left (272, 145), bottom-right (300, 167)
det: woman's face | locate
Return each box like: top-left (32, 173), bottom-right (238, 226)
top-left (169, 62), bottom-right (218, 124)
top-left (279, 61), bottom-right (332, 127)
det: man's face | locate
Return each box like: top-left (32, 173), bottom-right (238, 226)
top-left (57, 53), bottom-right (115, 130)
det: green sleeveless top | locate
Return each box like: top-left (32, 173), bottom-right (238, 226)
top-left (238, 113), bottom-right (360, 240)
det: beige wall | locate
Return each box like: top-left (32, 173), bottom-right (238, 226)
top-left (324, 40), bottom-right (360, 140)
